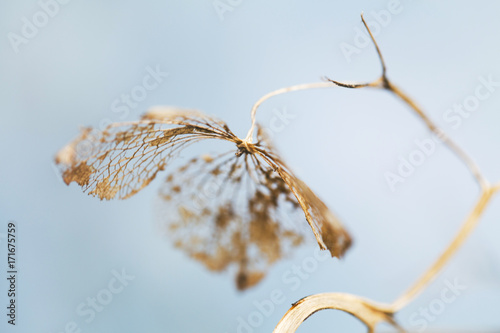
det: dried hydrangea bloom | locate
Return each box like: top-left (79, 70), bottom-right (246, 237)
top-left (55, 107), bottom-right (352, 289)
top-left (155, 149), bottom-right (312, 289)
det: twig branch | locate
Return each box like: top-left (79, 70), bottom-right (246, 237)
top-left (360, 13), bottom-right (387, 78)
top-left (325, 14), bottom-right (487, 189)
top-left (273, 293), bottom-right (401, 333)
top-left (244, 82), bottom-right (333, 142)
top-left (387, 83), bottom-right (489, 189)
top-left (272, 13), bottom-right (496, 332)
top-left (390, 187), bottom-right (495, 311)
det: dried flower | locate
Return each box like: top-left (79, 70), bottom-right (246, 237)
top-left (55, 106), bottom-right (351, 289)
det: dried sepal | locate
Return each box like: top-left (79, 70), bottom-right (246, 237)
top-left (268, 13), bottom-right (493, 330)
top-left (155, 151), bottom-right (307, 289)
top-left (56, 106), bottom-right (352, 289)
top-left (55, 107), bottom-right (237, 200)
top-left (254, 127), bottom-right (352, 257)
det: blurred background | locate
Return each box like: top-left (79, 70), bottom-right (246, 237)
top-left (1, 1), bottom-right (500, 332)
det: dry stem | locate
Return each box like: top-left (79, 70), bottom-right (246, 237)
top-left (269, 13), bottom-right (498, 332)
top-left (390, 186), bottom-right (496, 311)
top-left (273, 293), bottom-right (400, 333)
top-left (244, 82), bottom-right (333, 142)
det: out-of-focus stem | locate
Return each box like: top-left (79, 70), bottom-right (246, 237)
top-left (273, 293), bottom-right (400, 333)
top-left (390, 187), bottom-right (495, 311)
top-left (271, 12), bottom-right (497, 332)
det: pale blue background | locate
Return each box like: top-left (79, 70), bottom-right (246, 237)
top-left (1, 1), bottom-right (500, 332)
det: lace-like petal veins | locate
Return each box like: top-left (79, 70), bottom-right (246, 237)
top-left (54, 107), bottom-right (239, 200)
top-left (62, 162), bottom-right (95, 186)
top-left (253, 128), bottom-right (352, 258)
top-left (154, 124), bottom-right (351, 289)
top-left (279, 174), bottom-right (352, 257)
top-left (56, 107), bottom-right (352, 289)
top-left (88, 177), bottom-right (119, 200)
top-left (155, 152), bottom-right (307, 290)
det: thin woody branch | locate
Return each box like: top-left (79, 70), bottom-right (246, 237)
top-left (326, 14), bottom-right (487, 188)
top-left (244, 82), bottom-right (333, 142)
top-left (390, 187), bottom-right (495, 311)
top-left (273, 13), bottom-right (496, 332)
top-left (273, 293), bottom-right (401, 333)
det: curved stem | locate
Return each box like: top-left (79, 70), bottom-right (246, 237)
top-left (327, 13), bottom-right (493, 312)
top-left (360, 13), bottom-right (387, 77)
top-left (386, 82), bottom-right (488, 189)
top-left (272, 12), bottom-right (496, 332)
top-left (326, 18), bottom-right (493, 314)
top-left (244, 82), bottom-right (333, 142)
top-left (390, 187), bottom-right (495, 311)
top-left (273, 293), bottom-right (400, 333)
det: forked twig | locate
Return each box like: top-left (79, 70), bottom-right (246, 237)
top-left (326, 14), bottom-right (488, 189)
top-left (270, 13), bottom-right (498, 332)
